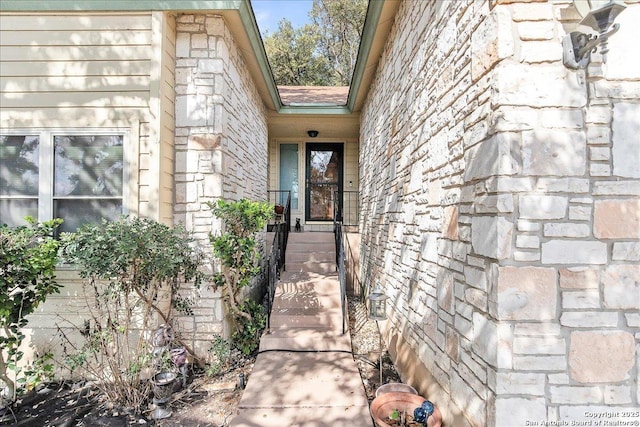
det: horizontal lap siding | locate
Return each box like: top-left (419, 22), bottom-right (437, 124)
top-left (0, 13), bottom-right (154, 128)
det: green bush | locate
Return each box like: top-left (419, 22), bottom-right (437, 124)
top-left (59, 216), bottom-right (204, 412)
top-left (231, 299), bottom-right (266, 355)
top-left (0, 218), bottom-right (62, 404)
top-left (207, 199), bottom-right (272, 325)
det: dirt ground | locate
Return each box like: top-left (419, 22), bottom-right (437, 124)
top-left (1, 296), bottom-right (400, 427)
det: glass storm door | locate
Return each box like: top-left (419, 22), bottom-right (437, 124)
top-left (305, 143), bottom-right (343, 221)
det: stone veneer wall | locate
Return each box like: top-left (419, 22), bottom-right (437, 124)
top-left (173, 14), bottom-right (268, 354)
top-left (359, 1), bottom-right (640, 426)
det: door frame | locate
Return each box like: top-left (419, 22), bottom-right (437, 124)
top-left (305, 143), bottom-right (344, 222)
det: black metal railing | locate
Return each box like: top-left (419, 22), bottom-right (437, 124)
top-left (333, 190), bottom-right (359, 228)
top-left (265, 191), bottom-right (291, 330)
top-left (334, 221), bottom-right (347, 335)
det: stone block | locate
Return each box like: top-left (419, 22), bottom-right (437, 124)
top-left (175, 94), bottom-right (208, 127)
top-left (176, 32), bottom-right (190, 57)
top-left (541, 240), bottom-right (607, 264)
top-left (472, 312), bottom-right (499, 367)
top-left (520, 195), bottom-right (567, 220)
top-left (522, 129), bottom-right (585, 176)
top-left (590, 146), bottom-right (610, 161)
top-left (471, 7), bottom-right (514, 81)
top-left (604, 385), bottom-right (633, 405)
top-left (594, 199), bottom-right (640, 239)
top-left (569, 331), bottom-right (635, 383)
top-left (511, 2), bottom-right (553, 21)
top-left (549, 385), bottom-right (602, 404)
top-left (513, 355), bottom-right (566, 371)
top-left (520, 40), bottom-right (562, 63)
top-left (198, 58), bottom-right (224, 74)
top-left (514, 322), bottom-right (561, 337)
top-left (593, 180), bottom-right (640, 196)
top-left (612, 242), bottom-right (640, 261)
top-left (442, 206), bottom-right (458, 239)
top-left (471, 216), bottom-right (514, 260)
top-left (496, 372), bottom-right (545, 395)
top-left (495, 397), bottom-right (546, 427)
top-left (612, 103), bottom-right (640, 178)
top-left (516, 235), bottom-right (539, 249)
top-left (497, 266), bottom-right (557, 320)
top-left (559, 267), bottom-right (600, 289)
top-left (562, 290), bottom-right (600, 309)
top-left (474, 194), bottom-right (514, 213)
top-left (518, 20), bottom-right (555, 40)
top-left (560, 312), bottom-right (618, 328)
top-left (568, 205), bottom-right (591, 221)
top-left (539, 108), bottom-right (583, 129)
top-left (602, 264), bottom-right (640, 309)
top-left (464, 133), bottom-right (520, 181)
top-left (543, 223), bottom-right (590, 238)
top-left (535, 178), bottom-right (590, 193)
top-left (494, 62), bottom-right (586, 108)
top-left (513, 336), bottom-right (565, 355)
top-left (191, 33), bottom-right (208, 49)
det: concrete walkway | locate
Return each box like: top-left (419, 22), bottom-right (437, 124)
top-left (230, 232), bottom-right (373, 427)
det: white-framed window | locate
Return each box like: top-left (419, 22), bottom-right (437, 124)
top-left (0, 130), bottom-right (128, 233)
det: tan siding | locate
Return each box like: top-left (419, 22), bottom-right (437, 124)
top-left (0, 12), bottom-right (154, 129)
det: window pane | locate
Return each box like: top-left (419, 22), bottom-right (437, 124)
top-left (54, 135), bottom-right (123, 197)
top-left (54, 199), bottom-right (122, 233)
top-left (0, 199), bottom-right (38, 227)
top-left (0, 135), bottom-right (39, 196)
top-left (279, 144), bottom-right (299, 209)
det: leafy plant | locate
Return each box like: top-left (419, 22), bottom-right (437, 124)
top-left (207, 199), bottom-right (273, 326)
top-left (231, 300), bottom-right (266, 355)
top-left (17, 352), bottom-right (55, 393)
top-left (206, 334), bottom-right (231, 377)
top-left (0, 218), bottom-right (62, 404)
top-left (58, 216), bottom-right (204, 412)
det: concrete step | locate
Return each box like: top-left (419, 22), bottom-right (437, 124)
top-left (285, 261), bottom-right (336, 274)
top-left (286, 241), bottom-right (335, 253)
top-left (287, 231), bottom-right (335, 244)
top-left (286, 251), bottom-right (335, 264)
top-left (269, 311), bottom-right (344, 330)
top-left (234, 351), bottom-right (369, 409)
top-left (230, 404), bottom-right (372, 427)
top-left (271, 293), bottom-right (343, 311)
top-left (259, 329), bottom-right (352, 352)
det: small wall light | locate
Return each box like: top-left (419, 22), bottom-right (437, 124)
top-left (562, 0), bottom-right (627, 69)
top-left (368, 282), bottom-right (388, 387)
top-left (307, 130), bottom-right (319, 138)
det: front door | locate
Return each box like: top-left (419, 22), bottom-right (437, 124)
top-left (305, 143), bottom-right (343, 222)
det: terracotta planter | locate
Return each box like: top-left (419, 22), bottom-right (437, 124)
top-left (376, 382), bottom-right (418, 398)
top-left (370, 392), bottom-right (442, 427)
top-left (274, 205), bottom-right (284, 215)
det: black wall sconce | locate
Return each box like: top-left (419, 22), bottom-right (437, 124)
top-left (562, 0), bottom-right (626, 69)
top-left (307, 130), bottom-right (319, 138)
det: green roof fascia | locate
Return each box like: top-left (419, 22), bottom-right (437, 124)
top-left (346, 0), bottom-right (385, 112)
top-left (278, 106), bottom-right (352, 115)
top-left (0, 1), bottom-right (242, 11)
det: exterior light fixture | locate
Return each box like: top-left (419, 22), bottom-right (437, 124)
top-left (307, 130), bottom-right (319, 138)
top-left (562, 0), bottom-right (627, 69)
top-left (368, 282), bottom-right (388, 388)
top-left (368, 283), bottom-right (388, 321)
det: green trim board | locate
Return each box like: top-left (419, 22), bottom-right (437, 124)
top-left (347, 0), bottom-right (384, 112)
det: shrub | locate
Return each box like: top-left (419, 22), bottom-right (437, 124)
top-left (0, 218), bottom-right (62, 404)
top-left (59, 216), bottom-right (204, 412)
top-left (207, 199), bottom-right (272, 327)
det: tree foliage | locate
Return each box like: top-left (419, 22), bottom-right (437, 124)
top-left (263, 0), bottom-right (367, 86)
top-left (0, 218), bottom-right (62, 404)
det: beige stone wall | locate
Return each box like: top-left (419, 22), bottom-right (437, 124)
top-left (360, 1), bottom-right (640, 426)
top-left (173, 14), bottom-right (269, 352)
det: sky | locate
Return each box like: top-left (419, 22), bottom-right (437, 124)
top-left (250, 0), bottom-right (314, 36)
